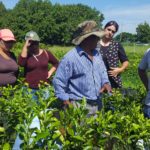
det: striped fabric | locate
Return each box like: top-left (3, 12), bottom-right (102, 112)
top-left (53, 46), bottom-right (110, 101)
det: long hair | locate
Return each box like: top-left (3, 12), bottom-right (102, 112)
top-left (104, 21), bottom-right (119, 33)
top-left (0, 41), bottom-right (10, 60)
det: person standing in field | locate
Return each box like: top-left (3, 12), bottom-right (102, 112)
top-left (96, 21), bottom-right (129, 88)
top-left (138, 48), bottom-right (150, 118)
top-left (53, 20), bottom-right (112, 116)
top-left (18, 31), bottom-right (59, 100)
top-left (0, 28), bottom-right (19, 148)
top-left (0, 29), bottom-right (18, 89)
top-left (13, 31), bottom-right (59, 149)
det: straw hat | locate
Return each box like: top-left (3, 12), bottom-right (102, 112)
top-left (72, 20), bottom-right (104, 45)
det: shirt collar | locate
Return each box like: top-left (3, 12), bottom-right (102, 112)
top-left (76, 46), bottom-right (98, 57)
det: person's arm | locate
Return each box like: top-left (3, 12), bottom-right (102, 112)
top-left (53, 58), bottom-right (72, 105)
top-left (10, 52), bottom-right (19, 77)
top-left (100, 83), bottom-right (112, 93)
top-left (47, 51), bottom-right (59, 79)
top-left (99, 54), bottom-right (112, 93)
top-left (21, 40), bottom-right (30, 58)
top-left (109, 61), bottom-right (129, 77)
top-left (108, 43), bottom-right (129, 77)
top-left (47, 66), bottom-right (57, 79)
top-left (138, 48), bottom-right (150, 91)
top-left (120, 61), bottom-right (129, 72)
top-left (18, 40), bottom-right (30, 66)
top-left (138, 68), bottom-right (148, 91)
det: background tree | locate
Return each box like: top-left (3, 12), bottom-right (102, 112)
top-left (0, 1), bottom-right (6, 16)
top-left (136, 22), bottom-right (150, 43)
top-left (0, 0), bottom-right (104, 45)
top-left (0, 2), bottom-right (7, 28)
top-left (2, 0), bottom-right (54, 42)
top-left (115, 32), bottom-right (137, 43)
top-left (50, 3), bottom-right (104, 45)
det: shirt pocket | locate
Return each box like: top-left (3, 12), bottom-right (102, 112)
top-left (72, 65), bottom-right (87, 78)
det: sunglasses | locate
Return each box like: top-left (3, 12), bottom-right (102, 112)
top-left (106, 28), bottom-right (116, 34)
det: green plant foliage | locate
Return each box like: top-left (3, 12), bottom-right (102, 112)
top-left (136, 22), bottom-right (150, 43)
top-left (0, 45), bottom-right (150, 149)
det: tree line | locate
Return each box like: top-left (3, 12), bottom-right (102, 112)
top-left (115, 22), bottom-right (150, 44)
top-left (0, 0), bottom-right (104, 45)
top-left (0, 0), bottom-right (150, 45)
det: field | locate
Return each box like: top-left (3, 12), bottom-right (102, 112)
top-left (0, 44), bottom-right (150, 149)
top-left (42, 44), bottom-right (149, 88)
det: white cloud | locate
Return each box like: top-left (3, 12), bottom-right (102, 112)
top-left (102, 4), bottom-right (150, 33)
top-left (105, 4), bottom-right (150, 17)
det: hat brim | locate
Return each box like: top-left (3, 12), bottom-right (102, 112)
top-left (25, 37), bottom-right (40, 42)
top-left (2, 37), bottom-right (16, 42)
top-left (72, 31), bottom-right (104, 45)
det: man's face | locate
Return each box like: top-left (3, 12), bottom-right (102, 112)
top-left (85, 35), bottom-right (100, 50)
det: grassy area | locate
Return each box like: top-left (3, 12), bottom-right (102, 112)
top-left (12, 43), bottom-right (149, 89)
top-left (13, 42), bottom-right (149, 58)
top-left (121, 45), bottom-right (149, 88)
top-left (48, 44), bottom-right (149, 89)
top-left (1, 44), bottom-right (150, 149)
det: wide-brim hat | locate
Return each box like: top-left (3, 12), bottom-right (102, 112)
top-left (0, 29), bottom-right (16, 41)
top-left (72, 20), bottom-right (104, 45)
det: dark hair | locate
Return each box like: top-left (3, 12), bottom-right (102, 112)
top-left (104, 21), bottom-right (119, 32)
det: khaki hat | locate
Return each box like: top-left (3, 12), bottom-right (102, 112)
top-left (25, 31), bottom-right (40, 42)
top-left (72, 20), bottom-right (104, 45)
top-left (0, 29), bottom-right (16, 41)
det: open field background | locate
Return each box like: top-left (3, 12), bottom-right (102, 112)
top-left (13, 43), bottom-right (150, 88)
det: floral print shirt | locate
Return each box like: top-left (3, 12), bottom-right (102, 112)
top-left (96, 40), bottom-right (128, 88)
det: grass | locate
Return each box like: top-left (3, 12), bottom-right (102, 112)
top-left (12, 43), bottom-right (149, 89)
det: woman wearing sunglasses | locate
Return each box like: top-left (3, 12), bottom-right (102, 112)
top-left (97, 21), bottom-right (129, 88)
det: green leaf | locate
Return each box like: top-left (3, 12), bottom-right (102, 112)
top-left (0, 127), bottom-right (5, 132)
top-left (72, 135), bottom-right (84, 141)
top-left (67, 127), bottom-right (74, 136)
top-left (35, 131), bottom-right (49, 141)
top-left (3, 143), bottom-right (10, 150)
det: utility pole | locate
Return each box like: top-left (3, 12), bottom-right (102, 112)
top-left (120, 23), bottom-right (123, 42)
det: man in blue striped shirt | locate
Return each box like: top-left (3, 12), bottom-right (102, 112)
top-left (53, 20), bottom-right (112, 115)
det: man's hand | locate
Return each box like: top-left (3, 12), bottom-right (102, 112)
top-left (100, 83), bottom-right (112, 93)
top-left (63, 100), bottom-right (72, 109)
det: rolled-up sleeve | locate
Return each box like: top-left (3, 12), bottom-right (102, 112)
top-left (139, 50), bottom-right (149, 70)
top-left (53, 58), bottom-right (73, 101)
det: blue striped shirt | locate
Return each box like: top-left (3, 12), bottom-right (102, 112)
top-left (53, 46), bottom-right (110, 101)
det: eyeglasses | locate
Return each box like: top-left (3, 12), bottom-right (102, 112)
top-left (106, 28), bottom-right (116, 34)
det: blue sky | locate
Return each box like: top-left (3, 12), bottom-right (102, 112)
top-left (1, 0), bottom-right (150, 34)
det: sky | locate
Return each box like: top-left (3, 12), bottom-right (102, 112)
top-left (1, 0), bottom-right (150, 34)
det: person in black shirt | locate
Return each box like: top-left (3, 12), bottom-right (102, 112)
top-left (97, 21), bottom-right (129, 88)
